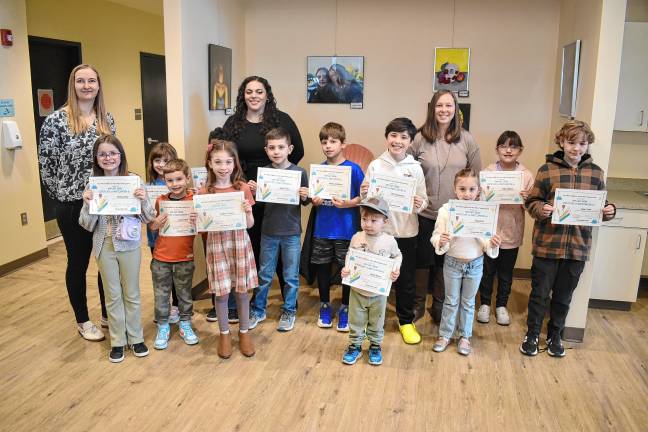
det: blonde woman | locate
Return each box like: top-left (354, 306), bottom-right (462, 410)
top-left (39, 64), bottom-right (116, 341)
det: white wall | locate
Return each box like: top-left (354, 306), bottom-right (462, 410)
top-left (551, 0), bottom-right (627, 335)
top-left (164, 0), bottom-right (246, 285)
top-left (0, 0), bottom-right (48, 267)
top-left (243, 0), bottom-right (561, 270)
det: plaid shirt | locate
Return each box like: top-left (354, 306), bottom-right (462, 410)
top-left (526, 151), bottom-right (615, 261)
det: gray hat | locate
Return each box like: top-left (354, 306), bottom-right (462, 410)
top-left (359, 196), bottom-right (390, 218)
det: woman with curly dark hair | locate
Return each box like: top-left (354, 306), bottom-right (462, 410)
top-left (223, 76), bottom-right (304, 317)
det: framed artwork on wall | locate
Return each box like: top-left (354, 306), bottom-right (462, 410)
top-left (306, 56), bottom-right (364, 105)
top-left (434, 47), bottom-right (470, 92)
top-left (208, 44), bottom-right (232, 111)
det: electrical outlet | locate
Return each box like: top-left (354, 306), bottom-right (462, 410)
top-left (20, 212), bottom-right (28, 225)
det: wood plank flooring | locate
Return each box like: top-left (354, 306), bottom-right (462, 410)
top-left (0, 241), bottom-right (646, 431)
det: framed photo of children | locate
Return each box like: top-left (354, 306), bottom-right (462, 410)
top-left (208, 44), bottom-right (232, 111)
top-left (552, 188), bottom-right (607, 226)
top-left (306, 56), bottom-right (364, 105)
top-left (434, 47), bottom-right (470, 92)
top-left (342, 249), bottom-right (395, 296)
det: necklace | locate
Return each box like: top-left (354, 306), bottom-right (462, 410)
top-left (434, 137), bottom-right (452, 197)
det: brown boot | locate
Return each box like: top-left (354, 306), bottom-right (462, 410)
top-left (218, 332), bottom-right (232, 359)
top-left (238, 331), bottom-right (255, 357)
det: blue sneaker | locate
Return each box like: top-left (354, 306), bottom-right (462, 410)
top-left (368, 344), bottom-right (383, 365)
top-left (154, 323), bottom-right (170, 350)
top-left (342, 345), bottom-right (362, 365)
top-left (249, 311), bottom-right (266, 330)
top-left (336, 305), bottom-right (349, 332)
top-left (317, 303), bottom-right (333, 328)
top-left (179, 320), bottom-right (199, 345)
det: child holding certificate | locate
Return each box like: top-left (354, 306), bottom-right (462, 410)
top-left (79, 135), bottom-right (156, 363)
top-left (360, 118), bottom-right (428, 345)
top-left (149, 159), bottom-right (199, 350)
top-left (193, 140), bottom-right (257, 359)
top-left (247, 128), bottom-right (310, 332)
top-left (340, 197), bottom-right (402, 365)
top-left (145, 142), bottom-right (181, 324)
top-left (477, 131), bottom-right (534, 326)
top-left (431, 169), bottom-right (501, 356)
top-left (521, 120), bottom-right (615, 358)
top-left (309, 122), bottom-right (364, 331)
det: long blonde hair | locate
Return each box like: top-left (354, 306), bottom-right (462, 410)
top-left (63, 64), bottom-right (112, 135)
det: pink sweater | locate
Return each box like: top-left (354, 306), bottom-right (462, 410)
top-left (483, 162), bottom-right (534, 249)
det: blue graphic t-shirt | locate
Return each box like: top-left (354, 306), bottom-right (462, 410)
top-left (313, 159), bottom-right (364, 240)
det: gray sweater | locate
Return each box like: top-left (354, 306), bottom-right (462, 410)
top-left (78, 175), bottom-right (156, 257)
top-left (409, 129), bottom-right (481, 220)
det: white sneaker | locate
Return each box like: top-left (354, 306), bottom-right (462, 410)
top-left (77, 321), bottom-right (105, 341)
top-left (477, 305), bottom-right (490, 323)
top-left (495, 306), bottom-right (511, 326)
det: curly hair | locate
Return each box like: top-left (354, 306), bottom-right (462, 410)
top-left (554, 120), bottom-right (595, 146)
top-left (225, 76), bottom-right (280, 139)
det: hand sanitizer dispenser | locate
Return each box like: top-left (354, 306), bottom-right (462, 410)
top-left (2, 120), bottom-right (23, 150)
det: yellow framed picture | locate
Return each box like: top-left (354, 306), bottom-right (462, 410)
top-left (434, 47), bottom-right (470, 92)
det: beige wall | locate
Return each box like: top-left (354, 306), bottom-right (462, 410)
top-left (26, 0), bottom-right (165, 177)
top-left (243, 0), bottom-right (560, 269)
top-left (609, 0), bottom-right (648, 179)
top-left (0, 0), bottom-right (48, 267)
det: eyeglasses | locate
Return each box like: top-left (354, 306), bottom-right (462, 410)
top-left (97, 151), bottom-right (121, 159)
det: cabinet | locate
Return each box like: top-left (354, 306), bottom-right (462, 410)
top-left (614, 22), bottom-right (648, 132)
top-left (590, 209), bottom-right (648, 304)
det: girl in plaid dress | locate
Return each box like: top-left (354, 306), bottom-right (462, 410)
top-left (195, 140), bottom-right (257, 359)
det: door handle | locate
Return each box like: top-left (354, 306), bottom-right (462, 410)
top-left (640, 110), bottom-right (645, 127)
top-left (147, 137), bottom-right (159, 145)
top-left (637, 234), bottom-right (643, 250)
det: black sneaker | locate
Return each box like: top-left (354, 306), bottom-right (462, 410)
top-left (228, 309), bottom-right (239, 324)
top-left (109, 346), bottom-right (125, 363)
top-left (520, 334), bottom-right (539, 356)
top-left (129, 342), bottom-right (149, 358)
top-left (206, 307), bottom-right (218, 322)
top-left (547, 334), bottom-right (566, 358)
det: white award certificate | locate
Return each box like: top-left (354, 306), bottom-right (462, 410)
top-left (159, 201), bottom-right (196, 237)
top-left (309, 164), bottom-right (352, 199)
top-left (145, 185), bottom-right (169, 207)
top-left (191, 167), bottom-right (209, 190)
top-left (256, 167), bottom-right (302, 205)
top-left (88, 176), bottom-right (141, 215)
top-left (479, 171), bottom-right (524, 204)
top-left (193, 192), bottom-right (246, 232)
top-left (367, 172), bottom-right (416, 214)
top-left (447, 200), bottom-right (499, 238)
top-left (342, 249), bottom-right (395, 297)
top-left (552, 188), bottom-right (607, 226)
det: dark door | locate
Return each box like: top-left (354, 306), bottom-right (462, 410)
top-left (140, 53), bottom-right (168, 164)
top-left (28, 36), bottom-right (82, 240)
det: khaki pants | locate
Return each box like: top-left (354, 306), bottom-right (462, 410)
top-left (97, 238), bottom-right (143, 347)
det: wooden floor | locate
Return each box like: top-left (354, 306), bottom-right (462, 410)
top-left (1, 241), bottom-right (647, 432)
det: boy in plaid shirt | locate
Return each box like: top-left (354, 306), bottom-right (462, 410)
top-left (520, 120), bottom-right (615, 358)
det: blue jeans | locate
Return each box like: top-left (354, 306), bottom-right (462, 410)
top-left (439, 255), bottom-right (484, 339)
top-left (251, 234), bottom-right (300, 316)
